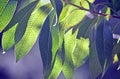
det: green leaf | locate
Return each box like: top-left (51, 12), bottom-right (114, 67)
top-left (50, 0), bottom-right (63, 17)
top-left (15, 0), bottom-right (39, 43)
top-left (3, 0), bottom-right (39, 43)
top-left (2, 24), bottom-right (18, 51)
top-left (0, 0), bottom-right (9, 15)
top-left (17, 0), bottom-right (50, 13)
top-left (105, 7), bottom-right (110, 20)
top-left (2, 0), bottom-right (39, 52)
top-left (15, 3), bottom-right (52, 62)
top-left (76, 16), bottom-right (97, 38)
top-left (62, 29), bottom-right (78, 79)
top-left (0, 1), bottom-right (17, 32)
top-left (89, 41), bottom-right (102, 79)
top-left (59, 5), bottom-right (86, 29)
top-left (3, 0), bottom-right (38, 31)
top-left (59, 0), bottom-right (94, 29)
top-left (48, 43), bottom-right (65, 79)
top-left (51, 24), bottom-right (59, 62)
top-left (72, 37), bottom-right (89, 68)
top-left (89, 17), bottom-right (103, 79)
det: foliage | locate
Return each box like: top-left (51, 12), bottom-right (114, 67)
top-left (1, 0), bottom-right (120, 79)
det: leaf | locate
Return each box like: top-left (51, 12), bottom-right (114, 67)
top-left (0, 1), bottom-right (17, 32)
top-left (62, 29), bottom-right (78, 79)
top-left (15, 3), bottom-right (52, 62)
top-left (39, 15), bottom-right (52, 79)
top-left (2, 24), bottom-right (18, 51)
top-left (76, 16), bottom-right (97, 39)
top-left (1, 0), bottom-right (39, 52)
top-left (59, 0), bottom-right (94, 29)
top-left (3, 0), bottom-right (39, 43)
top-left (15, 1), bottom-right (39, 43)
top-left (51, 24), bottom-right (60, 63)
top-left (48, 42), bottom-right (65, 79)
top-left (16, 0), bottom-right (37, 12)
top-left (50, 0), bottom-right (63, 17)
top-left (48, 23), bottom-right (65, 79)
top-left (49, 0), bottom-right (63, 63)
top-left (0, 0), bottom-right (9, 15)
top-left (72, 37), bottom-right (89, 68)
top-left (59, 5), bottom-right (86, 29)
top-left (16, 0), bottom-right (50, 13)
top-left (89, 38), bottom-right (102, 79)
top-left (96, 18), bottom-right (114, 73)
top-left (105, 7), bottom-right (110, 20)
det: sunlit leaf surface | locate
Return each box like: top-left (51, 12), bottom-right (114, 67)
top-left (2, 24), bottom-right (18, 51)
top-left (0, 1), bottom-right (17, 32)
top-left (15, 2), bottom-right (52, 62)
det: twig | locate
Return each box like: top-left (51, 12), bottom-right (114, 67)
top-left (63, 0), bottom-right (120, 19)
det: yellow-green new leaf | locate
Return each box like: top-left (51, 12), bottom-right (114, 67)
top-left (59, 0), bottom-right (94, 29)
top-left (15, 3), bottom-right (52, 62)
top-left (62, 29), bottom-right (78, 79)
top-left (72, 37), bottom-right (89, 68)
top-left (2, 24), bottom-right (18, 51)
top-left (0, 0), bottom-right (9, 15)
top-left (0, 1), bottom-right (17, 32)
top-left (48, 46), bottom-right (65, 79)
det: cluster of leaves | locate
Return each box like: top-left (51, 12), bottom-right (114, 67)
top-left (1, 0), bottom-right (120, 79)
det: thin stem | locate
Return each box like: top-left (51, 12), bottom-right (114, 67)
top-left (63, 0), bottom-right (120, 19)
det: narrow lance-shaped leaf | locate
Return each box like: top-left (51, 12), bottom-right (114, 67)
top-left (48, 24), bottom-right (65, 79)
top-left (62, 29), bottom-right (78, 79)
top-left (15, 3), bottom-right (52, 62)
top-left (47, 1), bottom-right (64, 79)
top-left (96, 18), bottom-right (114, 75)
top-left (0, 1), bottom-right (17, 32)
top-left (48, 42), bottom-right (65, 79)
top-left (39, 15), bottom-right (52, 79)
top-left (2, 24), bottom-right (18, 51)
top-left (49, 0), bottom-right (63, 63)
top-left (89, 28), bottom-right (102, 79)
top-left (89, 43), bottom-right (102, 79)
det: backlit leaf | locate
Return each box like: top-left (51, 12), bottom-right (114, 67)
top-left (0, 1), bottom-right (17, 32)
top-left (59, 0), bottom-right (94, 29)
top-left (3, 0), bottom-right (39, 43)
top-left (62, 29), bottom-right (78, 79)
top-left (2, 24), bottom-right (18, 51)
top-left (48, 43), bottom-right (65, 79)
top-left (0, 0), bottom-right (9, 15)
top-left (72, 37), bottom-right (89, 68)
top-left (15, 3), bottom-right (52, 62)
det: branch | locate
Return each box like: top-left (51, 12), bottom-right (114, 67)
top-left (63, 0), bottom-right (120, 19)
